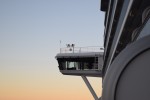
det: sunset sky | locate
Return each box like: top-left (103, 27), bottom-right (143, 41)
top-left (0, 0), bottom-right (104, 100)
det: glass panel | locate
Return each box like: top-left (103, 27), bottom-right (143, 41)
top-left (58, 57), bottom-right (100, 70)
top-left (67, 62), bottom-right (76, 70)
top-left (62, 61), bottom-right (66, 70)
top-left (65, 61), bottom-right (99, 70)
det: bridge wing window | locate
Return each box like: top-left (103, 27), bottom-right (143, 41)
top-left (67, 62), bottom-right (78, 70)
top-left (58, 57), bottom-right (99, 70)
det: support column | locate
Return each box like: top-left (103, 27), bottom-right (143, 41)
top-left (81, 76), bottom-right (99, 100)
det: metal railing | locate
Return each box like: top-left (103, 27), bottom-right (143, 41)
top-left (60, 46), bottom-right (104, 53)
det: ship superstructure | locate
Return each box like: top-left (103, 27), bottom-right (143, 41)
top-left (55, 0), bottom-right (150, 100)
top-left (101, 0), bottom-right (150, 100)
top-left (56, 46), bottom-right (103, 99)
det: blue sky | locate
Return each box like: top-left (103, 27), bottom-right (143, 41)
top-left (0, 0), bottom-right (104, 71)
top-left (0, 0), bottom-right (104, 100)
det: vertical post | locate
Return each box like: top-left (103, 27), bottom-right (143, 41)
top-left (73, 46), bottom-right (74, 53)
top-left (79, 47), bottom-right (81, 53)
top-left (60, 40), bottom-right (61, 53)
top-left (81, 76), bottom-right (99, 100)
top-left (71, 44), bottom-right (75, 53)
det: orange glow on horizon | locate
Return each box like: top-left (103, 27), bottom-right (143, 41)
top-left (0, 70), bottom-right (102, 100)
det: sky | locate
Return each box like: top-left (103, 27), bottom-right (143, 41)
top-left (0, 0), bottom-right (105, 100)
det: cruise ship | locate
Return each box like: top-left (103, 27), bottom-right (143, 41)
top-left (56, 0), bottom-right (150, 100)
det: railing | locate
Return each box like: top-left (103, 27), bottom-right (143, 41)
top-left (60, 46), bottom-right (104, 53)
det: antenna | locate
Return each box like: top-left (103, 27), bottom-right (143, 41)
top-left (60, 40), bottom-right (61, 53)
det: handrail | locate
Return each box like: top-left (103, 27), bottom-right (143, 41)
top-left (60, 46), bottom-right (104, 53)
